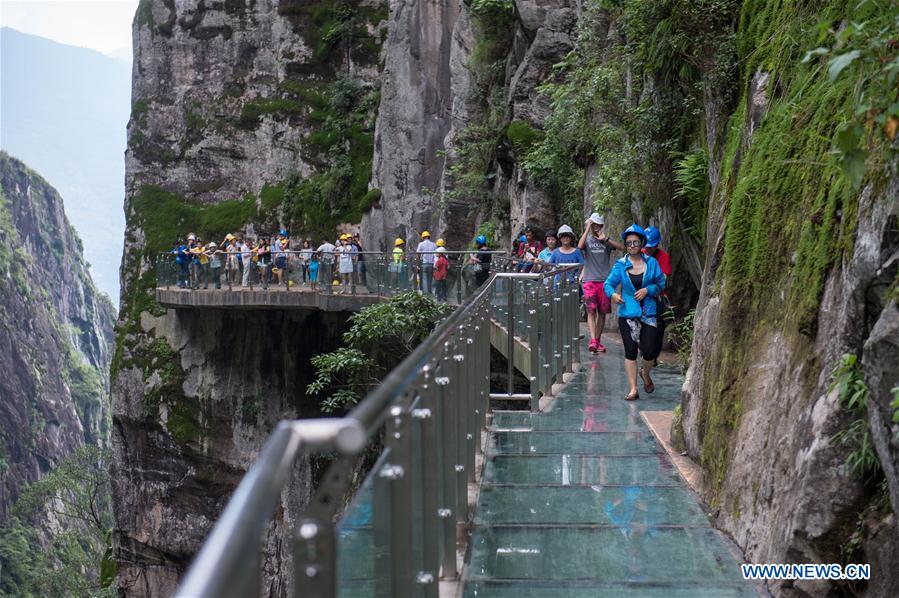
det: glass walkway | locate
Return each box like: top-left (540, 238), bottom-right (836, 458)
top-left (463, 340), bottom-right (756, 597)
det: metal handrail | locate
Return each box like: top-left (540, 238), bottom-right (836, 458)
top-left (174, 264), bottom-right (582, 598)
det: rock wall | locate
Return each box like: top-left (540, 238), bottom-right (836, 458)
top-left (364, 0), bottom-right (579, 250)
top-left (677, 1), bottom-right (899, 595)
top-left (0, 151), bottom-right (114, 519)
top-left (113, 308), bottom-right (350, 596)
top-left (115, 0), bottom-right (386, 594)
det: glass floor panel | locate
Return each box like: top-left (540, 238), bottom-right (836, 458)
top-left (473, 485), bottom-right (710, 526)
top-left (466, 526), bottom-right (746, 582)
top-left (490, 431), bottom-right (662, 455)
top-left (483, 455), bottom-right (681, 485)
top-left (463, 580), bottom-right (758, 598)
top-left (492, 408), bottom-right (655, 433)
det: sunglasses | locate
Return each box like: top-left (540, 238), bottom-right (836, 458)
top-left (625, 240), bottom-right (643, 247)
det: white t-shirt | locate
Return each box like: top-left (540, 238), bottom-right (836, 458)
top-left (417, 239), bottom-right (437, 265)
top-left (317, 242), bottom-right (335, 263)
top-left (338, 244), bottom-right (357, 273)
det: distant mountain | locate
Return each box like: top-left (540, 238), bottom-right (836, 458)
top-left (1, 27), bottom-right (130, 300)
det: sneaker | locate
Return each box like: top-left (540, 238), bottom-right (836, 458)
top-left (596, 342), bottom-right (606, 353)
top-left (588, 338), bottom-right (598, 353)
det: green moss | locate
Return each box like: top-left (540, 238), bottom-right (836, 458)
top-left (131, 99), bottom-right (151, 127)
top-left (359, 188), bottom-right (381, 212)
top-left (167, 395), bottom-right (202, 446)
top-left (135, 0), bottom-right (155, 31)
top-left (693, 0), bottom-right (895, 506)
top-left (506, 121), bottom-right (542, 154)
top-left (719, 0), bottom-right (872, 335)
top-left (237, 97), bottom-right (305, 130)
top-left (140, 338), bottom-right (183, 412)
top-left (186, 110), bottom-right (206, 134)
top-left (131, 130), bottom-right (177, 165)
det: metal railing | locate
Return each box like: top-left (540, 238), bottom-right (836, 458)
top-left (156, 250), bottom-right (512, 303)
top-left (174, 264), bottom-right (582, 598)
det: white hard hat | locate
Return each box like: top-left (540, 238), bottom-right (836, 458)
top-left (188, 233), bottom-right (197, 241)
top-left (557, 224), bottom-right (575, 237)
top-left (588, 212), bottom-right (604, 225)
top-left (436, 246), bottom-right (446, 253)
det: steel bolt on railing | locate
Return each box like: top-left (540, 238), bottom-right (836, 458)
top-left (174, 263), bottom-right (581, 598)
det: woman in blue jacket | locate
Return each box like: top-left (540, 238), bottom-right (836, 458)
top-left (604, 224), bottom-right (666, 400)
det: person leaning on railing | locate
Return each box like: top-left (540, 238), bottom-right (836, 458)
top-left (351, 233), bottom-right (366, 286)
top-left (272, 229), bottom-right (288, 286)
top-left (206, 242), bottom-right (223, 289)
top-left (434, 246), bottom-right (449, 301)
top-left (469, 235), bottom-right (492, 287)
top-left (416, 230), bottom-right (437, 294)
top-left (299, 239), bottom-right (313, 285)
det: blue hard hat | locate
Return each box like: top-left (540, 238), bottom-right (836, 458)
top-left (279, 229), bottom-right (287, 236)
top-left (476, 235), bottom-right (488, 246)
top-left (621, 223), bottom-right (647, 244)
top-left (644, 226), bottom-right (661, 248)
top-left (520, 235), bottom-right (527, 243)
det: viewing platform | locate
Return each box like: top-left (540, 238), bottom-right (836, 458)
top-left (156, 286), bottom-right (384, 311)
top-left (156, 250), bottom-right (512, 311)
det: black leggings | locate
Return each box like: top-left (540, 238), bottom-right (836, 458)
top-left (618, 317), bottom-right (663, 361)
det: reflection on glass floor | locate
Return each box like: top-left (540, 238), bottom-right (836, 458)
top-left (463, 339), bottom-right (756, 597)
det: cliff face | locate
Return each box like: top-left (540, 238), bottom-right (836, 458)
top-left (674, 2), bottom-right (899, 595)
top-left (363, 0), bottom-right (580, 250)
top-left (114, 1), bottom-right (385, 594)
top-left (0, 151), bottom-right (114, 519)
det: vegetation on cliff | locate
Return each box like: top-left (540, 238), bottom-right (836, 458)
top-left (308, 292), bottom-right (453, 413)
top-left (0, 155), bottom-right (115, 596)
top-left (0, 447), bottom-right (115, 597)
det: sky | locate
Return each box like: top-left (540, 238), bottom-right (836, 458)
top-left (1, 0), bottom-right (138, 58)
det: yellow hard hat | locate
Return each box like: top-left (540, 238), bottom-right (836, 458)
top-left (394, 238), bottom-right (405, 246)
top-left (436, 238), bottom-right (445, 247)
top-left (340, 233), bottom-right (350, 240)
top-left (225, 233), bottom-right (235, 241)
top-left (421, 231), bottom-right (430, 238)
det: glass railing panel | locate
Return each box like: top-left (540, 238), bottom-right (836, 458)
top-left (335, 449), bottom-right (384, 598)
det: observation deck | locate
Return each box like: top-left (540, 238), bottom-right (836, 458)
top-left (156, 250), bottom-right (509, 311)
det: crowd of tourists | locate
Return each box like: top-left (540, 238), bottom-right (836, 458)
top-left (168, 229), bottom-right (486, 297)
top-left (509, 213), bottom-right (672, 401)
top-left (170, 230), bottom-right (370, 293)
top-left (168, 215), bottom-right (671, 400)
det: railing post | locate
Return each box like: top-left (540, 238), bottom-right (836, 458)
top-left (553, 286), bottom-right (563, 384)
top-left (571, 273), bottom-right (581, 366)
top-left (435, 350), bottom-right (458, 580)
top-left (460, 326), bottom-right (476, 483)
top-left (563, 277), bottom-right (573, 372)
top-left (506, 278), bottom-right (514, 396)
top-left (527, 286), bottom-right (540, 412)
top-left (375, 406), bottom-right (415, 597)
top-left (412, 369), bottom-right (439, 598)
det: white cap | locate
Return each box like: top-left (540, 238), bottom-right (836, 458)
top-left (588, 212), bottom-right (604, 225)
top-left (557, 224), bottom-right (574, 237)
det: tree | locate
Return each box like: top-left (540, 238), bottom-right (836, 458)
top-left (307, 292), bottom-right (452, 413)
